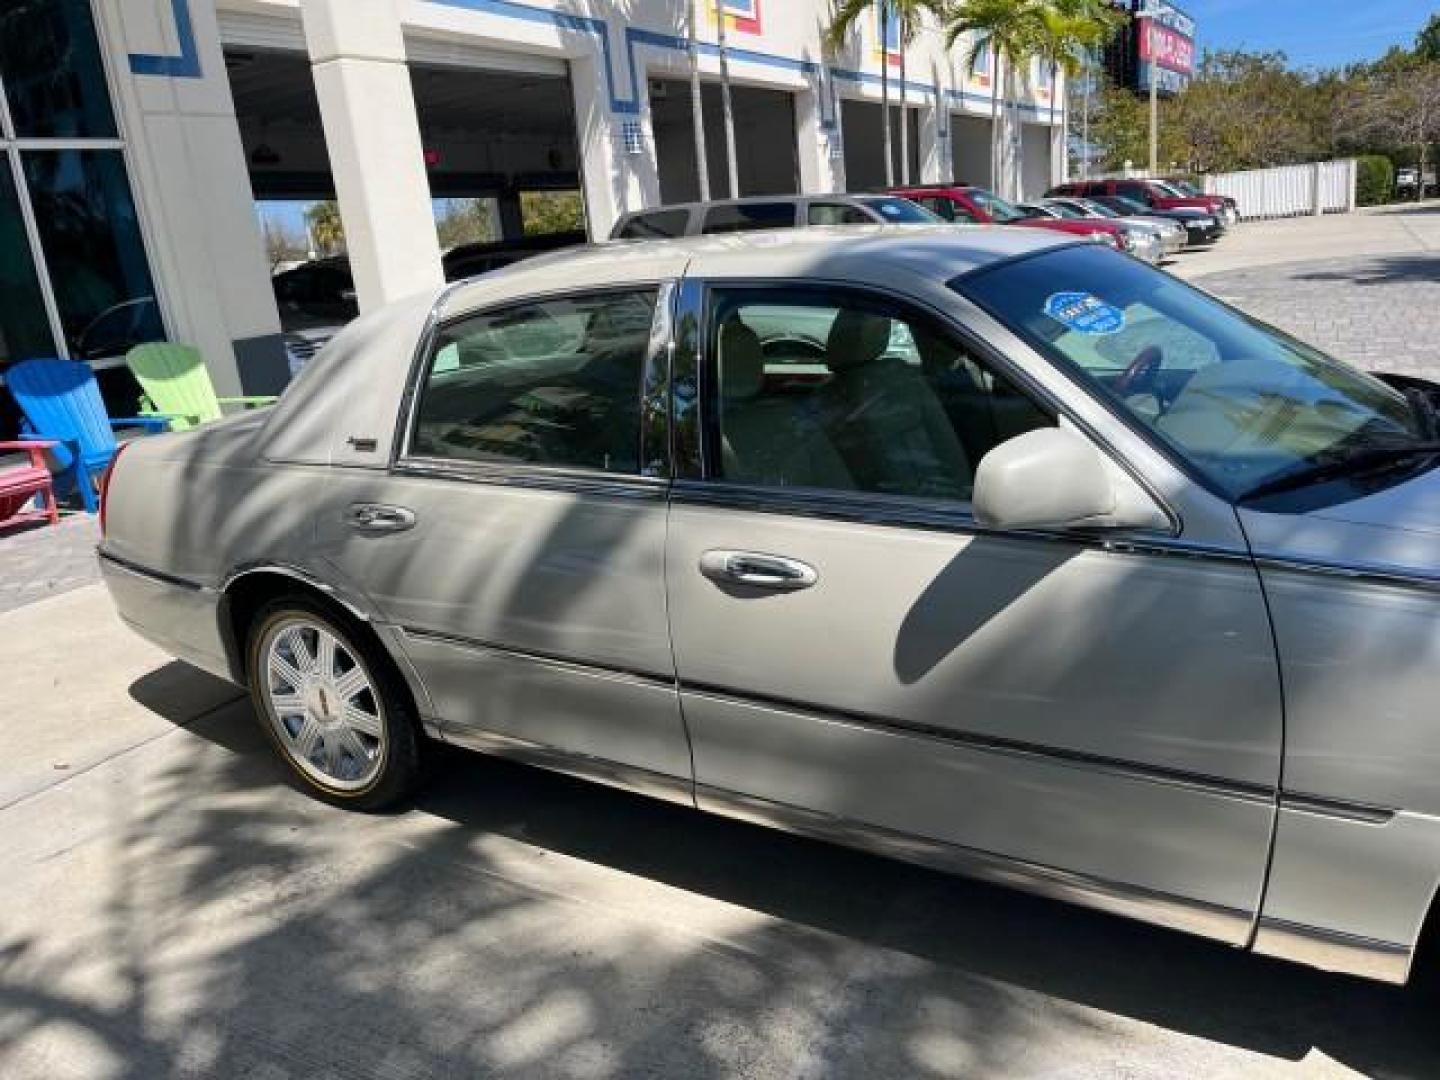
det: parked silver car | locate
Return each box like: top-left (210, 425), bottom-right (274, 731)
top-left (1038, 197), bottom-right (1188, 257)
top-left (99, 227), bottom-right (1440, 985)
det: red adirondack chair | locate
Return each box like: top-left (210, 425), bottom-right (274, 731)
top-left (0, 440), bottom-right (60, 530)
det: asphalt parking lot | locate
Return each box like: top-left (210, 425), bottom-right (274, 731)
top-left (5, 205), bottom-right (1440, 1079)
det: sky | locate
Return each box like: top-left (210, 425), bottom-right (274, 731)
top-left (1182, 0), bottom-right (1432, 70)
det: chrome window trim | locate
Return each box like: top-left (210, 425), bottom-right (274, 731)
top-left (1253, 554), bottom-right (1440, 597)
top-left (391, 458), bottom-right (669, 500)
top-left (670, 478), bottom-right (1238, 566)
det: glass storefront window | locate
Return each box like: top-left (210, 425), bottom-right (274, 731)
top-left (21, 149), bottom-right (163, 360)
top-left (0, 165), bottom-right (56, 367)
top-left (0, 0), bottom-right (117, 139)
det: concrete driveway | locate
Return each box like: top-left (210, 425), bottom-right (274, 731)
top-left (3, 584), bottom-right (1440, 1079)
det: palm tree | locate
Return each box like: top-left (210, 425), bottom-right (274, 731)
top-left (1035, 0), bottom-right (1124, 178)
top-left (687, 0), bottom-right (711, 200)
top-left (715, 0), bottom-right (740, 197)
top-left (891, 0), bottom-right (952, 185)
top-left (946, 0), bottom-right (1047, 197)
top-left (828, 0), bottom-right (900, 186)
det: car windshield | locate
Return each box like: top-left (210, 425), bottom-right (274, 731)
top-left (967, 188), bottom-right (1025, 223)
top-left (1104, 195), bottom-right (1153, 216)
top-left (859, 196), bottom-right (941, 222)
top-left (1170, 180), bottom-right (1201, 196)
top-left (1077, 199), bottom-right (1119, 219)
top-left (957, 244), bottom-right (1427, 499)
top-left (1041, 202), bottom-right (1086, 220)
top-left (1152, 181), bottom-right (1188, 197)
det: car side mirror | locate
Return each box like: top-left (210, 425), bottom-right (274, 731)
top-left (973, 427), bottom-right (1169, 532)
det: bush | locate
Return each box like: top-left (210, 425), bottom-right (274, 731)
top-left (1355, 154), bottom-right (1394, 206)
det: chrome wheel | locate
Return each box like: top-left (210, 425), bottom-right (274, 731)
top-left (259, 616), bottom-right (386, 791)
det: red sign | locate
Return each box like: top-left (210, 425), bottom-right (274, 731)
top-left (1138, 19), bottom-right (1195, 76)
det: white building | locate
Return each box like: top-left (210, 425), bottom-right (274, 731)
top-left (0, 0), bottom-right (1065, 416)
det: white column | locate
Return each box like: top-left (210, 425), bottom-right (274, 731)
top-left (919, 98), bottom-right (944, 182)
top-left (571, 52), bottom-right (659, 239)
top-left (796, 76), bottom-right (843, 194)
top-left (104, 0), bottom-right (286, 395)
top-left (300, 0), bottom-right (442, 312)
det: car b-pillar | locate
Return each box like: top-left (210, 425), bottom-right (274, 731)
top-left (299, 0), bottom-right (444, 312)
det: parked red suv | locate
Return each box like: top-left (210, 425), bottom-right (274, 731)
top-left (888, 185), bottom-right (1124, 249)
top-left (1048, 179), bottom-right (1236, 227)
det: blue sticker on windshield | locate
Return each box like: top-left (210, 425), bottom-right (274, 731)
top-left (1044, 291), bottom-right (1126, 336)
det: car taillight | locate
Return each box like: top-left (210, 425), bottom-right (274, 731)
top-left (99, 441), bottom-right (131, 537)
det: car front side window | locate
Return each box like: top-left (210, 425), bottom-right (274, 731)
top-left (409, 289), bottom-right (659, 474)
top-left (705, 287), bottom-right (1053, 502)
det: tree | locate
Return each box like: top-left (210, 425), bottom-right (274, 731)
top-left (434, 199), bottom-right (499, 249)
top-left (1416, 13), bottom-right (1440, 64)
top-left (829, 0), bottom-right (899, 186)
top-left (520, 191), bottom-right (586, 235)
top-left (890, 0), bottom-right (951, 184)
top-left (304, 201), bottom-right (345, 256)
top-left (1036, 0), bottom-right (1124, 175)
top-left (1337, 61), bottom-right (1440, 201)
top-left (715, 1), bottom-right (740, 197)
top-left (946, 0), bottom-right (1047, 197)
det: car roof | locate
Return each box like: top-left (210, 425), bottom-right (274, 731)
top-left (441, 225), bottom-right (1075, 318)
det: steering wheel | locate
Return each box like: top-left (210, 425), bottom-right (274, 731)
top-left (1114, 344), bottom-right (1163, 398)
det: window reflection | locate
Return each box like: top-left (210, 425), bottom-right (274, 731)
top-left (0, 165), bottom-right (56, 368)
top-left (0, 0), bottom-right (116, 138)
top-left (22, 150), bottom-right (163, 360)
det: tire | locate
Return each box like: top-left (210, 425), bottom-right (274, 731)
top-left (245, 594), bottom-right (421, 810)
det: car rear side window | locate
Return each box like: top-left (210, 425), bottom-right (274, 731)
top-left (409, 289), bottom-right (658, 474)
top-left (617, 209), bottom-right (690, 239)
top-left (702, 202), bottom-right (796, 234)
top-left (808, 202), bottom-right (872, 226)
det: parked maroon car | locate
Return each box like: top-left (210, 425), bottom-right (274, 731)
top-left (888, 185), bottom-right (1123, 250)
top-left (1047, 179), bottom-right (1236, 227)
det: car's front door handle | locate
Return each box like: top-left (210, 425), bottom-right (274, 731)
top-left (699, 550), bottom-right (818, 591)
top-left (344, 502), bottom-right (417, 534)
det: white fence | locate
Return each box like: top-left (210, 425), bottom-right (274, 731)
top-left (1203, 160), bottom-right (1357, 221)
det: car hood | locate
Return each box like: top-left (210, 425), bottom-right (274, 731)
top-left (1238, 462), bottom-right (1440, 582)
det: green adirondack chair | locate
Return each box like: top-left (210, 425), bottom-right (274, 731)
top-left (126, 343), bottom-right (278, 431)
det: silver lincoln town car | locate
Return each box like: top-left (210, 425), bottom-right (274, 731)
top-left (100, 226), bottom-right (1440, 984)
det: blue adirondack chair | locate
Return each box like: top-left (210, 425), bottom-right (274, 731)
top-left (6, 359), bottom-right (171, 513)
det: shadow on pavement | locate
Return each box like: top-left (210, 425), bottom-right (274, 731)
top-left (4, 658), bottom-right (1438, 1078)
top-left (1290, 254), bottom-right (1440, 287)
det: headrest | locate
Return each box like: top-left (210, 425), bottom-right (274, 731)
top-left (719, 318), bottom-right (765, 401)
top-left (826, 310), bottom-right (893, 372)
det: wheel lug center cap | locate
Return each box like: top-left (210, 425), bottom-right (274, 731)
top-left (306, 683), bottom-right (337, 723)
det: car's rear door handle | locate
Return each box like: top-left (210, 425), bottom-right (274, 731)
top-left (699, 550), bottom-right (818, 591)
top-left (344, 503), bottom-right (416, 534)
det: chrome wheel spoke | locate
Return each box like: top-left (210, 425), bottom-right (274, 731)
top-left (332, 664), bottom-right (369, 704)
top-left (269, 653), bottom-right (306, 693)
top-left (283, 627), bottom-right (316, 674)
top-left (342, 703), bottom-right (382, 739)
top-left (316, 631), bottom-right (337, 681)
top-left (336, 727), bottom-right (373, 768)
top-left (271, 691), bottom-right (307, 716)
top-left (294, 716), bottom-right (323, 762)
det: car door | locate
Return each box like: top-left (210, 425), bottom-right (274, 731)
top-left (311, 284), bottom-right (692, 796)
top-left (663, 280), bottom-right (1283, 943)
